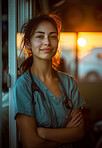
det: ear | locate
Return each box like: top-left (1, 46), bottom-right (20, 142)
top-left (25, 40), bottom-right (31, 49)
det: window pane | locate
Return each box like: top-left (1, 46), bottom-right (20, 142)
top-left (58, 32), bottom-right (77, 77)
top-left (17, 33), bottom-right (25, 76)
top-left (78, 32), bottom-right (102, 82)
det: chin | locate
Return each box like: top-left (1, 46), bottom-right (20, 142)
top-left (43, 53), bottom-right (56, 60)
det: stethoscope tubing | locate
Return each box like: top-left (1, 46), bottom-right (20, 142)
top-left (29, 68), bottom-right (73, 127)
top-left (29, 68), bottom-right (52, 127)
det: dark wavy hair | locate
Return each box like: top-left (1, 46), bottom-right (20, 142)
top-left (20, 14), bottom-right (62, 74)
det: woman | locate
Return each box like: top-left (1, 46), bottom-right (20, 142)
top-left (13, 14), bottom-right (85, 148)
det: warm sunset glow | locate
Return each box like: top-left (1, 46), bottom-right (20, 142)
top-left (59, 32), bottom-right (76, 50)
top-left (77, 37), bottom-right (86, 47)
top-left (78, 32), bottom-right (102, 58)
top-left (17, 33), bottom-right (24, 48)
top-left (17, 33), bottom-right (28, 57)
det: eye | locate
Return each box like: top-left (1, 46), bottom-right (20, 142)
top-left (50, 35), bottom-right (58, 39)
top-left (36, 35), bottom-right (44, 39)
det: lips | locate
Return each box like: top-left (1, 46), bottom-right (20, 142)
top-left (40, 48), bottom-right (53, 53)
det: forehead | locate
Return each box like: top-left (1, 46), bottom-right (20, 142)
top-left (35, 21), bottom-right (57, 33)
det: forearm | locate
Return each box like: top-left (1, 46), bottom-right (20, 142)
top-left (22, 131), bottom-right (62, 148)
top-left (30, 138), bottom-right (62, 148)
top-left (38, 126), bottom-right (84, 143)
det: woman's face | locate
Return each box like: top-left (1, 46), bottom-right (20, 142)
top-left (29, 21), bottom-right (58, 61)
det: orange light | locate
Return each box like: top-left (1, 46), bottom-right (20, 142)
top-left (66, 115), bottom-right (68, 118)
top-left (17, 33), bottom-right (24, 48)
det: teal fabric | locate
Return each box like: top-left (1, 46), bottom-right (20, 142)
top-left (13, 70), bottom-right (85, 148)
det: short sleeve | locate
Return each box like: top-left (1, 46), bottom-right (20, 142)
top-left (13, 79), bottom-right (35, 119)
top-left (70, 77), bottom-right (85, 110)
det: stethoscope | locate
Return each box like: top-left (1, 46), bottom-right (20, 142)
top-left (29, 68), bottom-right (73, 127)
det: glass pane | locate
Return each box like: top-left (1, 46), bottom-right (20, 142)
top-left (17, 33), bottom-right (25, 76)
top-left (78, 32), bottom-right (102, 82)
top-left (58, 32), bottom-right (77, 77)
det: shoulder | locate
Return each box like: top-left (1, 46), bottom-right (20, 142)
top-left (56, 70), bottom-right (77, 85)
top-left (14, 72), bottom-right (31, 89)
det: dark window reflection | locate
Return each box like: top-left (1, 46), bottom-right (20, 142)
top-left (2, 0), bottom-right (9, 148)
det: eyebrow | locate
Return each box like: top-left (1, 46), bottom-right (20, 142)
top-left (35, 31), bottom-right (57, 34)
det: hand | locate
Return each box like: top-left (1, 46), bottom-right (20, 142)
top-left (66, 110), bottom-right (83, 128)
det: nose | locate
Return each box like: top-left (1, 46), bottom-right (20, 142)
top-left (44, 37), bottom-right (50, 46)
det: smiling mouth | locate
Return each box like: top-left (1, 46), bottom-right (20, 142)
top-left (40, 48), bottom-right (53, 53)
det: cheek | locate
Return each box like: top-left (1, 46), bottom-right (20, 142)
top-left (31, 41), bottom-right (43, 48)
top-left (52, 39), bottom-right (58, 47)
top-left (53, 42), bottom-right (58, 49)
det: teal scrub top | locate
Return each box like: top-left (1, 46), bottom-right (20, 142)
top-left (13, 70), bottom-right (85, 148)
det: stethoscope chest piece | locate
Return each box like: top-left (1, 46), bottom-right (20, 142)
top-left (56, 71), bottom-right (73, 110)
top-left (63, 97), bottom-right (73, 110)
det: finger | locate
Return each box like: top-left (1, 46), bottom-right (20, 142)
top-left (71, 112), bottom-right (82, 122)
top-left (74, 116), bottom-right (84, 128)
top-left (70, 110), bottom-right (75, 117)
top-left (71, 109), bottom-right (81, 117)
top-left (73, 114), bottom-right (82, 125)
top-left (74, 121), bottom-right (81, 127)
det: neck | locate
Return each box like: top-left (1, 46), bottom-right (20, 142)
top-left (31, 59), bottom-right (54, 82)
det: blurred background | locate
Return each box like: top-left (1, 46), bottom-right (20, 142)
top-left (0, 0), bottom-right (102, 148)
